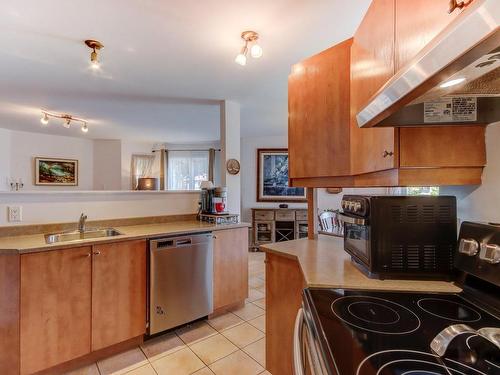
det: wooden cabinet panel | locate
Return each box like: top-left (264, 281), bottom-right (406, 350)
top-left (289, 39), bottom-right (352, 178)
top-left (266, 253), bottom-right (305, 375)
top-left (350, 0), bottom-right (397, 174)
top-left (400, 126), bottom-right (486, 167)
top-left (20, 247), bottom-right (92, 375)
top-left (213, 228), bottom-right (248, 310)
top-left (395, 0), bottom-right (462, 70)
top-left (91, 240), bottom-right (147, 351)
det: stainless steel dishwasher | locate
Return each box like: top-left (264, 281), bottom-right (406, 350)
top-left (149, 232), bottom-right (213, 335)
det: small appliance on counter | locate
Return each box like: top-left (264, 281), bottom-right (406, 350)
top-left (338, 195), bottom-right (457, 280)
top-left (294, 221), bottom-right (500, 375)
top-left (200, 183), bottom-right (229, 215)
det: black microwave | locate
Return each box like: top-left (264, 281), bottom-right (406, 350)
top-left (339, 195), bottom-right (457, 280)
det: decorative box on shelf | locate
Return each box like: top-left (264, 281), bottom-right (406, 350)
top-left (199, 213), bottom-right (240, 225)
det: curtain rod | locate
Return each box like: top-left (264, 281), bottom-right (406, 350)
top-left (153, 149), bottom-right (221, 152)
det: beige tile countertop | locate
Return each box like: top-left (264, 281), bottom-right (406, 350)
top-left (0, 221), bottom-right (250, 254)
top-left (261, 235), bottom-right (461, 293)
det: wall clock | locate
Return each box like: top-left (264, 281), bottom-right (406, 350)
top-left (226, 159), bottom-right (241, 175)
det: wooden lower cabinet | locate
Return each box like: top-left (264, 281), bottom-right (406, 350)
top-left (266, 252), bottom-right (305, 375)
top-left (20, 247), bottom-right (92, 375)
top-left (91, 240), bottom-right (147, 351)
top-left (213, 228), bottom-right (248, 311)
top-left (17, 239), bottom-right (147, 374)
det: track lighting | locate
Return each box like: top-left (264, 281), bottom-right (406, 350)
top-left (85, 39), bottom-right (104, 69)
top-left (235, 31), bottom-right (262, 66)
top-left (40, 113), bottom-right (49, 125)
top-left (40, 110), bottom-right (89, 133)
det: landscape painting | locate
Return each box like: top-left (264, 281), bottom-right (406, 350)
top-left (257, 148), bottom-right (306, 202)
top-left (35, 157), bottom-right (78, 186)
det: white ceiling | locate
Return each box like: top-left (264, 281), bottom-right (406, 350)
top-left (0, 0), bottom-right (370, 143)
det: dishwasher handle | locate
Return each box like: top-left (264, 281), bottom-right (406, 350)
top-left (176, 238), bottom-right (192, 247)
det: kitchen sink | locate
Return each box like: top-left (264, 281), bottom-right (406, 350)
top-left (45, 228), bottom-right (123, 244)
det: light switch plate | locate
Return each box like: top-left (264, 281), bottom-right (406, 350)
top-left (8, 206), bottom-right (22, 222)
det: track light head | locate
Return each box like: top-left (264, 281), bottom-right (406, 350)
top-left (85, 39), bottom-right (104, 69)
top-left (40, 113), bottom-right (49, 125)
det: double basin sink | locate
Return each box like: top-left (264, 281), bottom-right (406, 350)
top-left (45, 228), bottom-right (122, 244)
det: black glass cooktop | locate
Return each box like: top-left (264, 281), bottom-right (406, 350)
top-left (304, 288), bottom-right (500, 375)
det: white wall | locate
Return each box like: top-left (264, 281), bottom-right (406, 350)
top-left (6, 129), bottom-right (94, 190)
top-left (240, 135), bottom-right (307, 222)
top-left (221, 101), bottom-right (241, 215)
top-left (0, 128), bottom-right (11, 191)
top-left (93, 140), bottom-right (122, 190)
top-left (0, 191), bottom-right (199, 226)
top-left (441, 123), bottom-right (500, 224)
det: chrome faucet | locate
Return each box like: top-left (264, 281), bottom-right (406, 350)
top-left (78, 213), bottom-right (88, 233)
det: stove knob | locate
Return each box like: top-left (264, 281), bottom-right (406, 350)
top-left (348, 201), bottom-right (356, 211)
top-left (353, 202), bottom-right (362, 212)
top-left (479, 243), bottom-right (500, 264)
top-left (341, 201), bottom-right (347, 210)
top-left (458, 238), bottom-right (479, 256)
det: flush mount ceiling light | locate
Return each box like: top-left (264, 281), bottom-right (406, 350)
top-left (40, 110), bottom-right (89, 133)
top-left (235, 31), bottom-right (262, 66)
top-left (85, 39), bottom-right (104, 69)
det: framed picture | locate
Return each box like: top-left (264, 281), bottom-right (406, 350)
top-left (257, 148), bottom-right (306, 202)
top-left (35, 157), bottom-right (79, 186)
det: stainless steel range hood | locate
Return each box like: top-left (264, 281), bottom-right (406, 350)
top-left (357, 0), bottom-right (500, 128)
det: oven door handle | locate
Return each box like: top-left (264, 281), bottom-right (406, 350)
top-left (293, 308), bottom-right (306, 375)
top-left (338, 213), bottom-right (368, 225)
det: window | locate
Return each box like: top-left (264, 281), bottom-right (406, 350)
top-left (406, 186), bottom-right (440, 196)
top-left (167, 150), bottom-right (209, 190)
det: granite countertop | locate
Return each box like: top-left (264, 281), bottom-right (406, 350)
top-left (0, 221), bottom-right (250, 254)
top-left (261, 235), bottom-right (461, 293)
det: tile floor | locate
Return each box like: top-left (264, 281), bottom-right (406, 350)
top-left (66, 251), bottom-right (270, 375)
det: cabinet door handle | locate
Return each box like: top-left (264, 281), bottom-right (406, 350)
top-left (93, 251), bottom-right (101, 256)
top-left (86, 253), bottom-right (91, 257)
top-left (382, 150), bottom-right (394, 158)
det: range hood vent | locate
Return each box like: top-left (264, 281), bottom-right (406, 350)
top-left (357, 0), bottom-right (499, 128)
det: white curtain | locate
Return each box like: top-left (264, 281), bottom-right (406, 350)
top-left (131, 154), bottom-right (155, 190)
top-left (167, 150), bottom-right (209, 190)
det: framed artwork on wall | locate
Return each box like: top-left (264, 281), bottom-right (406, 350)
top-left (34, 157), bottom-right (79, 186)
top-left (257, 148), bottom-right (306, 202)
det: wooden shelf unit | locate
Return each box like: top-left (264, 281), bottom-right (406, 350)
top-left (251, 208), bottom-right (308, 249)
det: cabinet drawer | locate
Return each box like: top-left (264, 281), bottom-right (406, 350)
top-left (295, 211), bottom-right (308, 221)
top-left (275, 211), bottom-right (295, 221)
top-left (254, 210), bottom-right (275, 221)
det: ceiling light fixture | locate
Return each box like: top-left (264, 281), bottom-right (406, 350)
top-left (235, 31), bottom-right (262, 66)
top-left (85, 39), bottom-right (104, 69)
top-left (40, 110), bottom-right (89, 133)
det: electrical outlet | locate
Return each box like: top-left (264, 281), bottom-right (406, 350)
top-left (8, 206), bottom-right (22, 222)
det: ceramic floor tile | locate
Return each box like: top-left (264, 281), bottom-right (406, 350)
top-left (176, 321), bottom-right (218, 345)
top-left (150, 347), bottom-right (205, 375)
top-left (221, 322), bottom-right (265, 348)
top-left (192, 367), bottom-right (215, 375)
top-left (231, 303), bottom-right (265, 321)
top-left (123, 364), bottom-right (157, 375)
top-left (246, 288), bottom-right (265, 303)
top-left (189, 333), bottom-right (239, 365)
top-left (206, 312), bottom-right (244, 332)
top-left (252, 298), bottom-right (266, 310)
top-left (243, 338), bottom-right (265, 367)
top-left (247, 315), bottom-right (266, 333)
top-left (97, 348), bottom-right (148, 375)
top-left (63, 363), bottom-right (100, 375)
top-left (209, 350), bottom-right (264, 375)
top-left (140, 331), bottom-right (186, 361)
top-left (259, 371), bottom-right (272, 374)
top-left (254, 285), bottom-right (266, 294)
top-left (249, 277), bottom-right (265, 289)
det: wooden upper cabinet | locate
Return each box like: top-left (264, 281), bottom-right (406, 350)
top-left (288, 39), bottom-right (352, 178)
top-left (395, 0), bottom-right (462, 70)
top-left (91, 240), bottom-right (147, 351)
top-left (350, 0), bottom-right (398, 174)
top-left (20, 247), bottom-right (92, 375)
top-left (213, 227), bottom-right (248, 311)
